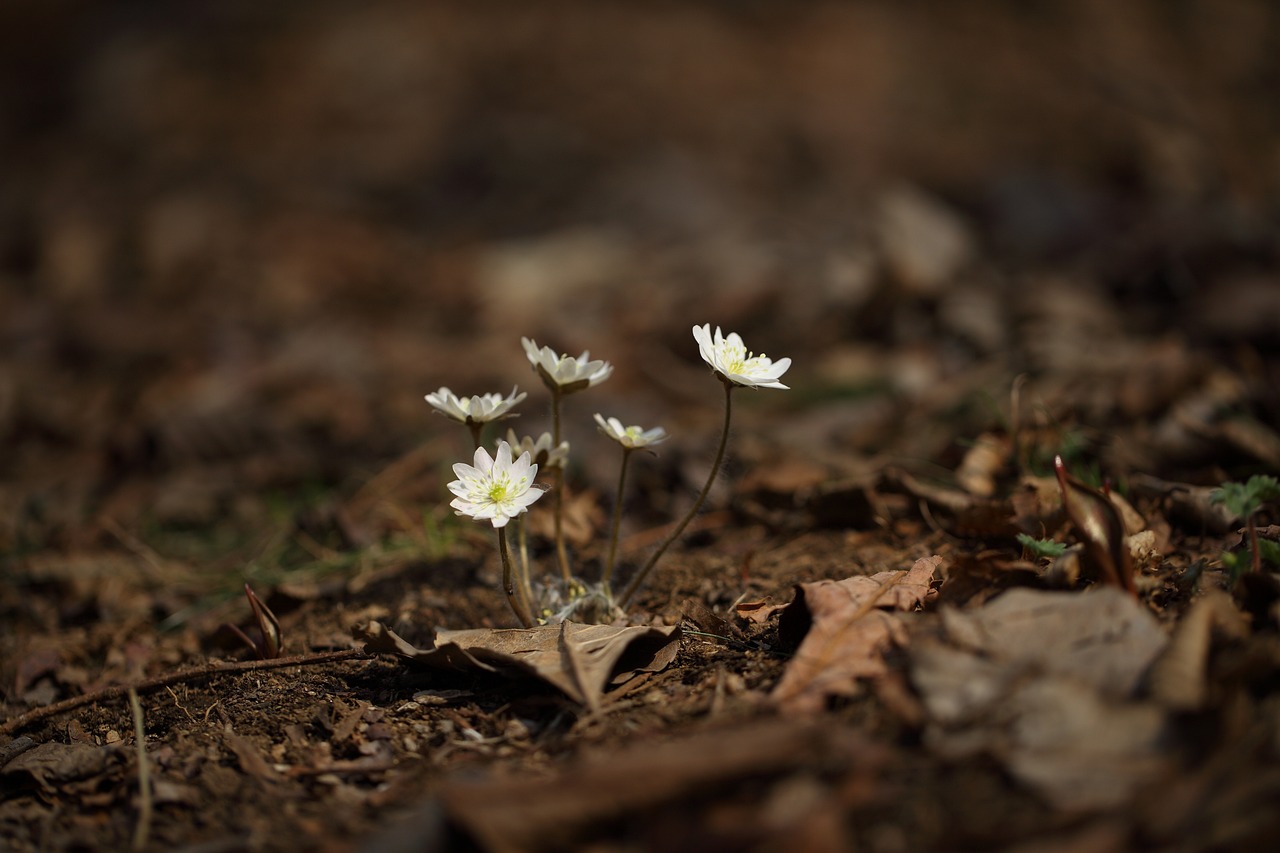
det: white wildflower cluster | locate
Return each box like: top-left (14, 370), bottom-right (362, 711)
top-left (425, 327), bottom-right (790, 627)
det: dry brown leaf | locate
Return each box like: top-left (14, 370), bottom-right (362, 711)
top-left (1129, 474), bottom-right (1238, 535)
top-left (439, 717), bottom-right (883, 853)
top-left (0, 742), bottom-right (117, 792)
top-left (888, 468), bottom-right (1020, 538)
top-left (937, 587), bottom-right (1166, 697)
top-left (355, 620), bottom-right (680, 711)
top-left (223, 732), bottom-right (279, 784)
top-left (735, 599), bottom-right (789, 624)
top-left (936, 550), bottom-right (1041, 607)
top-left (771, 555), bottom-right (941, 713)
top-left (1147, 589), bottom-right (1249, 711)
top-left (910, 588), bottom-right (1172, 811)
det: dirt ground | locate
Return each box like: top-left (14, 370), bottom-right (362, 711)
top-left (3, 2), bottom-right (1280, 851)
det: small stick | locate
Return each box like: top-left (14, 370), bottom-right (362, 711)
top-left (128, 688), bottom-right (152, 852)
top-left (0, 649), bottom-right (372, 738)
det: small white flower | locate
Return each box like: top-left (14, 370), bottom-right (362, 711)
top-left (448, 441), bottom-right (544, 528)
top-left (521, 337), bottom-right (613, 393)
top-left (692, 324), bottom-right (791, 390)
top-left (594, 413), bottom-right (669, 450)
top-left (505, 429), bottom-right (570, 469)
top-left (425, 386), bottom-right (526, 425)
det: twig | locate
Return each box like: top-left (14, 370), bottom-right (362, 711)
top-left (0, 649), bottom-right (372, 738)
top-left (128, 688), bottom-right (152, 852)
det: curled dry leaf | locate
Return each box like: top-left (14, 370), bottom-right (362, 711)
top-left (735, 599), bottom-right (789, 624)
top-left (1146, 589), bottom-right (1249, 711)
top-left (1054, 456), bottom-right (1136, 595)
top-left (354, 620), bottom-right (680, 711)
top-left (771, 555), bottom-right (941, 714)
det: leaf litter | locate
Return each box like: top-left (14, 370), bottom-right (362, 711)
top-left (772, 555), bottom-right (941, 714)
top-left (3, 4), bottom-right (1280, 850)
top-left (354, 620), bottom-right (681, 711)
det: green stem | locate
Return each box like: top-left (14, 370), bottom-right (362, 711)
top-left (498, 526), bottom-right (535, 627)
top-left (551, 390), bottom-right (572, 583)
top-left (467, 421), bottom-right (483, 450)
top-left (620, 381), bottom-right (734, 608)
top-left (601, 448), bottom-right (634, 591)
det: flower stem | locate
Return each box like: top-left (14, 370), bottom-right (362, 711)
top-left (620, 381), bottom-right (734, 608)
top-left (515, 514), bottom-right (535, 619)
top-left (550, 389), bottom-right (572, 583)
top-left (498, 526), bottom-right (535, 627)
top-left (601, 447), bottom-right (634, 592)
top-left (467, 421), bottom-right (483, 449)
top-left (517, 513), bottom-right (531, 585)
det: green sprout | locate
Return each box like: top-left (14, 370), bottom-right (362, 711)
top-left (1016, 533), bottom-right (1067, 560)
top-left (1210, 474), bottom-right (1280, 584)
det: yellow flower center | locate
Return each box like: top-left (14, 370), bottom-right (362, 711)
top-left (723, 342), bottom-right (767, 376)
top-left (487, 479), bottom-right (512, 502)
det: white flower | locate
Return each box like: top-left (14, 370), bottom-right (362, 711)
top-left (425, 386), bottom-right (526, 425)
top-left (504, 429), bottom-right (570, 469)
top-left (692, 324), bottom-right (791, 390)
top-left (594, 413), bottom-right (669, 450)
top-left (448, 441), bottom-right (544, 528)
top-left (521, 337), bottom-right (613, 393)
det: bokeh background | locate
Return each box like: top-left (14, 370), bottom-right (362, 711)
top-left (3, 0), bottom-right (1278, 555)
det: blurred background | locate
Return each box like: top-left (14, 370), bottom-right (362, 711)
top-left (2, 0), bottom-right (1278, 557)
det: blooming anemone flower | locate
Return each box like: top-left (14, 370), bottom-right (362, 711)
top-left (692, 324), bottom-right (791, 390)
top-left (448, 441), bottom-right (544, 528)
top-left (505, 429), bottom-right (570, 469)
top-left (521, 337), bottom-right (613, 394)
top-left (593, 414), bottom-right (669, 450)
top-left (425, 386), bottom-right (526, 425)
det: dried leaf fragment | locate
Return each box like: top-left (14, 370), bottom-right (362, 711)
top-left (910, 588), bottom-right (1173, 811)
top-left (355, 620), bottom-right (679, 710)
top-left (772, 555), bottom-right (940, 713)
top-left (1146, 589), bottom-right (1248, 711)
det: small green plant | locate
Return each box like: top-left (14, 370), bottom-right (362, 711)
top-left (1210, 474), bottom-right (1280, 584)
top-left (425, 325), bottom-right (791, 626)
top-left (1016, 533), bottom-right (1067, 560)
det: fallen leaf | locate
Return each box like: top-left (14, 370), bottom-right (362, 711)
top-left (355, 620), bottom-right (680, 711)
top-left (0, 742), bottom-right (118, 793)
top-left (937, 587), bottom-right (1166, 697)
top-left (223, 732), bottom-right (279, 784)
top-left (910, 588), bottom-right (1173, 811)
top-left (439, 717), bottom-right (884, 853)
top-left (1146, 589), bottom-right (1248, 711)
top-left (936, 550), bottom-right (1041, 607)
top-left (735, 599), bottom-right (788, 624)
top-left (771, 555), bottom-right (941, 713)
top-left (1129, 473), bottom-right (1238, 535)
